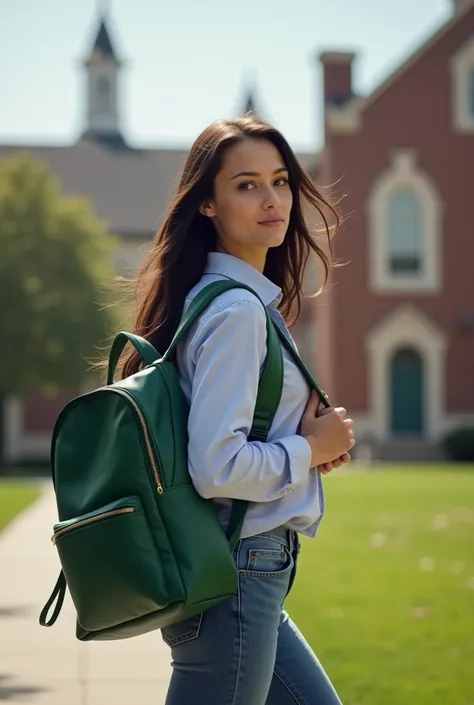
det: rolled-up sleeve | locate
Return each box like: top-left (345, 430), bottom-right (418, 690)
top-left (186, 297), bottom-right (312, 502)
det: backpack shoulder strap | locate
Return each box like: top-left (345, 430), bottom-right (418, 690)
top-left (163, 280), bottom-right (285, 551)
top-left (163, 280), bottom-right (284, 444)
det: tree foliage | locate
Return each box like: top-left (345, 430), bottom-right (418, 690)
top-left (0, 152), bottom-right (120, 397)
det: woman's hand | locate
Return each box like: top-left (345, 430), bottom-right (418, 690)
top-left (300, 392), bottom-right (355, 471)
top-left (317, 402), bottom-right (352, 474)
top-left (318, 452), bottom-right (351, 475)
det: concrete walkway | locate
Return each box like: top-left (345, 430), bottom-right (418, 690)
top-left (0, 483), bottom-right (172, 704)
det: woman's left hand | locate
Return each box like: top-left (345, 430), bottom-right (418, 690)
top-left (316, 401), bottom-right (352, 475)
top-left (319, 453), bottom-right (351, 475)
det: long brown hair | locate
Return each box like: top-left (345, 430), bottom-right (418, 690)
top-left (119, 115), bottom-right (339, 380)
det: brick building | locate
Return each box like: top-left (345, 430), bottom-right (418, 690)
top-left (317, 0), bottom-right (474, 458)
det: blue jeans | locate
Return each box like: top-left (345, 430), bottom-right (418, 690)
top-left (161, 526), bottom-right (343, 705)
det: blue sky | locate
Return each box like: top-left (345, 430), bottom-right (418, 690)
top-left (0, 0), bottom-right (451, 152)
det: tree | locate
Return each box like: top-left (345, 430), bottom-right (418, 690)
top-left (0, 152), bottom-right (121, 467)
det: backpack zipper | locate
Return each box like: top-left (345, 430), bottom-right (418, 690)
top-left (109, 388), bottom-right (164, 494)
top-left (51, 507), bottom-right (135, 544)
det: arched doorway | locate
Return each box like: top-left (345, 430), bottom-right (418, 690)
top-left (390, 348), bottom-right (424, 436)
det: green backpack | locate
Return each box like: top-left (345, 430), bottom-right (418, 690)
top-left (39, 280), bottom-right (328, 641)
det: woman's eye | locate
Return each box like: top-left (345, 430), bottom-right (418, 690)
top-left (238, 179), bottom-right (289, 190)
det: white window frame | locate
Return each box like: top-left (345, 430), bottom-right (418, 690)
top-left (450, 35), bottom-right (474, 134)
top-left (367, 150), bottom-right (443, 293)
top-left (386, 189), bottom-right (423, 275)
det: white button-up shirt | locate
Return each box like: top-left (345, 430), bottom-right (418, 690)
top-left (176, 252), bottom-right (324, 539)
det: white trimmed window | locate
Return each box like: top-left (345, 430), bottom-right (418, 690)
top-left (451, 36), bottom-right (474, 133)
top-left (387, 189), bottom-right (423, 275)
top-left (367, 150), bottom-right (443, 293)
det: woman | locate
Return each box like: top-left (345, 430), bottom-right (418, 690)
top-left (120, 115), bottom-right (355, 704)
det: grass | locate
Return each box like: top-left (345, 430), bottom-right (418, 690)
top-left (287, 464), bottom-right (474, 705)
top-left (0, 481), bottom-right (41, 533)
top-left (2, 465), bottom-right (472, 702)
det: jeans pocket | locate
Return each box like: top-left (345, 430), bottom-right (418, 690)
top-left (161, 612), bottom-right (203, 647)
top-left (239, 539), bottom-right (294, 579)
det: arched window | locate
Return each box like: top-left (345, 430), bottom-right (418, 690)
top-left (367, 150), bottom-right (443, 292)
top-left (386, 189), bottom-right (423, 274)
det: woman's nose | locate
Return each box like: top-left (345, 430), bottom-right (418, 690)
top-left (262, 186), bottom-right (279, 208)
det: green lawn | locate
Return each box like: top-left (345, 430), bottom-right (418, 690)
top-left (0, 482), bottom-right (41, 532)
top-left (2, 467), bottom-right (472, 702)
top-left (288, 465), bottom-right (474, 705)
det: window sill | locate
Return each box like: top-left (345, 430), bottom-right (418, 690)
top-left (370, 275), bottom-right (441, 294)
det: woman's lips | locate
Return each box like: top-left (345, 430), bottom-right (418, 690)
top-left (258, 219), bottom-right (285, 227)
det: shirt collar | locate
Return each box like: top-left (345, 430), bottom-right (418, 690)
top-left (204, 252), bottom-right (282, 308)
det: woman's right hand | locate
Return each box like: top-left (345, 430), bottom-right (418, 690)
top-left (301, 391), bottom-right (355, 467)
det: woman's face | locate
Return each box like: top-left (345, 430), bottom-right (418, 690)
top-left (199, 138), bottom-right (293, 270)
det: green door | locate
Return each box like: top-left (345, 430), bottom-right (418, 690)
top-left (390, 348), bottom-right (424, 436)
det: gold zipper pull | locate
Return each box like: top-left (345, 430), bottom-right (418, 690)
top-left (51, 507), bottom-right (135, 545)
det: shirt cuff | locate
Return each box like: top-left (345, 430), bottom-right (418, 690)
top-left (275, 435), bottom-right (312, 490)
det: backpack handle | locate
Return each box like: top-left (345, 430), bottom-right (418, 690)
top-left (107, 332), bottom-right (160, 385)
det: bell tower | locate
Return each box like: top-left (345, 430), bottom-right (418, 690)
top-left (83, 4), bottom-right (123, 141)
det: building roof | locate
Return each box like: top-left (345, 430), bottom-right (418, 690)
top-left (362, 4), bottom-right (473, 110)
top-left (94, 20), bottom-right (116, 57)
top-left (0, 138), bottom-right (187, 237)
top-left (85, 17), bottom-right (120, 65)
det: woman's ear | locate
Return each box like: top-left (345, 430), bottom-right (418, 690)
top-left (199, 201), bottom-right (215, 218)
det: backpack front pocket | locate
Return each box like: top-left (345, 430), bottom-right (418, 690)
top-left (53, 496), bottom-right (168, 632)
